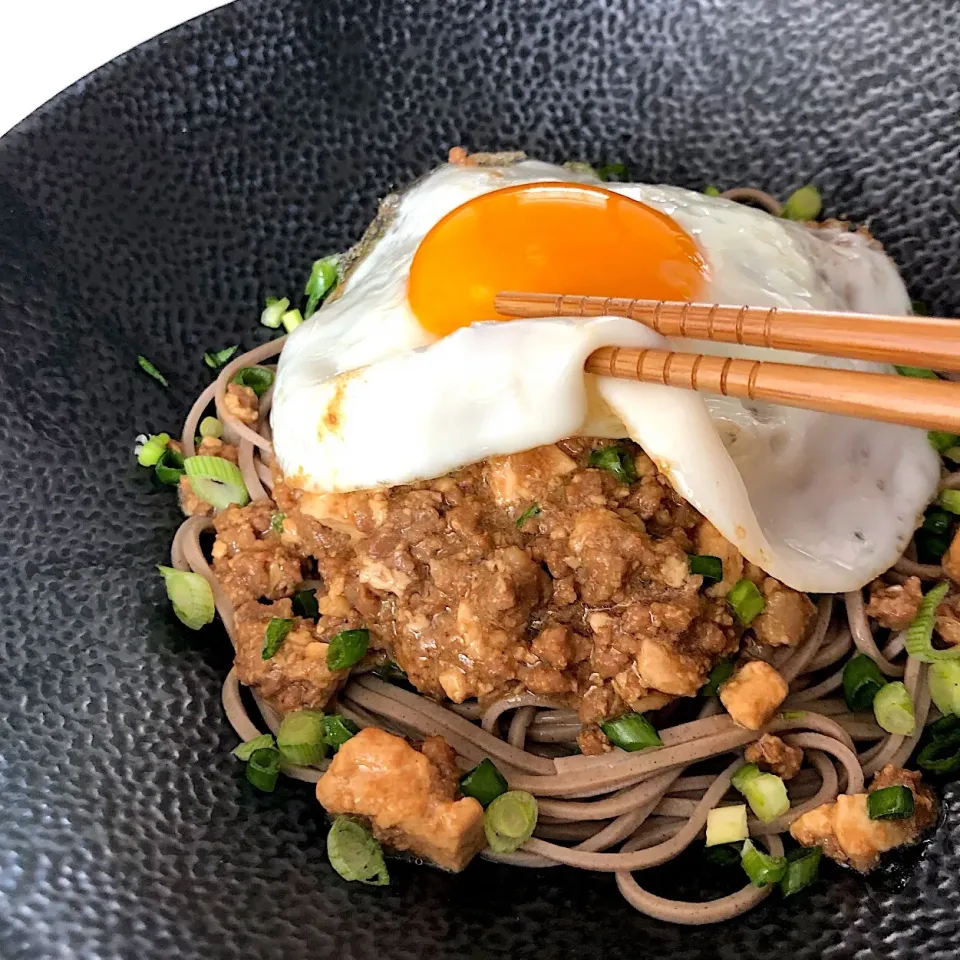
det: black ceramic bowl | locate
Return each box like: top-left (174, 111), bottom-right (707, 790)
top-left (1, 1), bottom-right (959, 957)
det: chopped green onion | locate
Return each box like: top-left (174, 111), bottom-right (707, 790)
top-left (705, 804), bottom-right (748, 847)
top-left (588, 445), bottom-right (637, 484)
top-left (917, 728), bottom-right (960, 774)
top-left (600, 712), bottom-right (663, 752)
top-left (740, 839), bottom-right (787, 888)
top-left (136, 433), bottom-right (170, 467)
top-left (842, 653), bottom-right (888, 711)
top-left (231, 366), bottom-right (274, 397)
top-left (292, 588), bottom-right (319, 620)
top-left (943, 446), bottom-right (960, 464)
top-left (183, 455), bottom-right (250, 510)
top-left (262, 617), bottom-right (295, 660)
top-left (927, 713), bottom-right (960, 741)
top-left (484, 790), bottom-right (538, 853)
top-left (270, 511), bottom-right (285, 534)
top-left (137, 354), bottom-right (169, 387)
top-left (564, 161), bottom-right (599, 178)
top-left (916, 531), bottom-right (951, 565)
top-left (704, 842), bottom-right (742, 866)
top-left (232, 734), bottom-right (275, 760)
top-left (156, 565), bottom-right (215, 630)
top-left (912, 300), bottom-right (928, 316)
top-left (277, 710), bottom-right (328, 766)
top-left (867, 784), bottom-right (914, 820)
top-left (516, 504), bottom-right (542, 528)
top-left (689, 554), bottom-right (723, 583)
top-left (304, 256), bottom-right (339, 317)
top-left (154, 447), bottom-right (186, 485)
top-left (326, 816), bottom-right (389, 885)
top-left (203, 345), bottom-right (239, 369)
top-left (701, 659), bottom-right (734, 697)
top-left (459, 758), bottom-right (509, 807)
top-left (780, 710), bottom-right (805, 720)
top-left (731, 763), bottom-right (790, 823)
top-left (727, 579), bottom-right (766, 625)
top-left (321, 714), bottom-right (359, 750)
top-left (597, 162), bottom-right (628, 182)
top-left (929, 661), bottom-right (960, 716)
top-left (281, 308), bottom-right (304, 334)
top-left (780, 846), bottom-right (821, 897)
top-left (374, 660), bottom-right (409, 684)
top-left (199, 417), bottom-right (223, 439)
top-left (939, 490), bottom-right (960, 515)
top-left (781, 184), bottom-right (822, 221)
top-left (894, 365), bottom-right (939, 379)
top-left (704, 184), bottom-right (721, 197)
top-left (924, 510), bottom-right (953, 537)
top-left (930, 431), bottom-right (959, 454)
top-left (246, 746), bottom-right (282, 792)
top-left (873, 681), bottom-right (915, 735)
top-left (260, 296), bottom-right (290, 329)
top-left (327, 629), bottom-right (370, 671)
top-left (904, 581), bottom-right (957, 662)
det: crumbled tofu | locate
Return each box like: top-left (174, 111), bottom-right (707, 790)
top-left (865, 577), bottom-right (923, 630)
top-left (719, 660), bottom-right (788, 730)
top-left (744, 733), bottom-right (803, 779)
top-left (316, 728), bottom-right (486, 872)
top-left (751, 579), bottom-right (816, 647)
top-left (636, 636), bottom-right (707, 696)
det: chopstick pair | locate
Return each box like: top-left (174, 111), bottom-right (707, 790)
top-left (494, 292), bottom-right (960, 433)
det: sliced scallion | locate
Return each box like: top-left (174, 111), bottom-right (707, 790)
top-left (232, 734), bottom-right (275, 760)
top-left (867, 784), bottom-right (914, 820)
top-left (705, 804), bottom-right (748, 847)
top-left (917, 727), bottom-right (960, 775)
top-left (781, 184), bottom-right (822, 221)
top-left (260, 296), bottom-right (290, 329)
top-left (277, 710), bottom-right (327, 766)
top-left (930, 431), bottom-right (959, 454)
top-left (262, 617), bottom-right (295, 660)
top-left (459, 758), bottom-right (508, 807)
top-left (484, 790), bottom-right (538, 853)
top-left (292, 588), bottom-right (319, 620)
top-left (922, 509), bottom-right (952, 537)
top-left (183, 455), bottom-right (250, 510)
top-left (597, 162), bottom-right (628, 182)
top-left (704, 184), bottom-right (721, 197)
top-left (780, 846), bottom-right (821, 897)
top-left (270, 511), bottom-right (285, 534)
top-left (137, 354), bottom-right (169, 387)
top-left (939, 490), bottom-right (960, 515)
top-left (929, 661), bottom-right (960, 716)
top-left (246, 746), bottom-right (282, 792)
top-left (895, 365), bottom-right (938, 379)
top-left (516, 504), bottom-right (542, 528)
top-left (199, 416), bottom-right (223, 439)
top-left (842, 653), bottom-right (887, 711)
top-left (731, 763), bottom-right (790, 823)
top-left (701, 658), bottom-right (733, 697)
top-left (600, 712), bottom-right (662, 752)
top-left (740, 839), bottom-right (787, 887)
top-left (587, 445), bottom-right (637, 484)
top-left (203, 345), bottom-right (239, 369)
top-left (873, 681), bottom-right (915, 735)
top-left (689, 554), bottom-right (723, 583)
top-left (327, 629), bottom-right (370, 671)
top-left (231, 366), bottom-right (274, 397)
top-left (321, 714), bottom-right (359, 750)
top-left (904, 581), bottom-right (956, 662)
top-left (281, 308), bottom-right (304, 333)
top-left (944, 446), bottom-right (960, 464)
top-left (326, 816), bottom-right (389, 885)
top-left (154, 447), bottom-right (186, 485)
top-left (304, 256), bottom-right (339, 317)
top-left (136, 433), bottom-right (171, 467)
top-left (157, 565), bottom-right (215, 630)
top-left (727, 579), bottom-right (765, 625)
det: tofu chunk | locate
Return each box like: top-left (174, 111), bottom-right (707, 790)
top-left (315, 728), bottom-right (485, 872)
top-left (719, 660), bottom-right (788, 730)
top-left (750, 579), bottom-right (816, 647)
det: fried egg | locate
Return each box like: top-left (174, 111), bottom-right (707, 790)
top-left (271, 160), bottom-right (939, 593)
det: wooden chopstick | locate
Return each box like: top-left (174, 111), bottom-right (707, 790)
top-left (584, 345), bottom-right (960, 432)
top-left (495, 291), bottom-right (960, 372)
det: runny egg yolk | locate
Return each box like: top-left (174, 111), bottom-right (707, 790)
top-left (408, 181), bottom-right (708, 337)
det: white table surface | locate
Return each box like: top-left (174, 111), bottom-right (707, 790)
top-left (1, 1), bottom-right (233, 136)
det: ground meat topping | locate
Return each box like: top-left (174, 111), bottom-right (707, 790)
top-left (220, 440), bottom-right (748, 721)
top-left (744, 733), bottom-right (803, 779)
top-left (750, 578), bottom-right (816, 647)
top-left (223, 383), bottom-right (260, 425)
top-left (865, 576), bottom-right (923, 631)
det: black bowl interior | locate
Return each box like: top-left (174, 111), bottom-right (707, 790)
top-left (1, 0), bottom-right (959, 957)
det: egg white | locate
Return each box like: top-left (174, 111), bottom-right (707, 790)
top-left (271, 161), bottom-right (939, 593)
